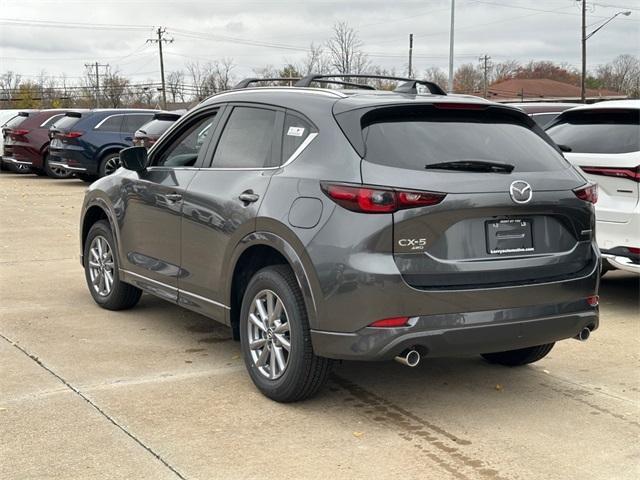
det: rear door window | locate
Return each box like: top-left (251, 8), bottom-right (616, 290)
top-left (361, 106), bottom-right (568, 172)
top-left (546, 109), bottom-right (640, 154)
top-left (123, 114), bottom-right (154, 133)
top-left (96, 115), bottom-right (124, 132)
top-left (212, 106), bottom-right (278, 168)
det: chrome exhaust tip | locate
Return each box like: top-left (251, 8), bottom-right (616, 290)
top-left (394, 349), bottom-right (421, 367)
top-left (575, 327), bottom-right (591, 342)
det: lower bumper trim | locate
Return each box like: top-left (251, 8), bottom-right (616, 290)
top-left (48, 161), bottom-right (87, 172)
top-left (2, 157), bottom-right (32, 166)
top-left (311, 309), bottom-right (598, 361)
top-left (602, 254), bottom-right (640, 274)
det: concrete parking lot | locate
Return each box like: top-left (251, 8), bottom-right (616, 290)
top-left (1, 172), bottom-right (638, 480)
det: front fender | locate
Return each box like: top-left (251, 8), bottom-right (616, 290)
top-left (79, 190), bottom-right (123, 267)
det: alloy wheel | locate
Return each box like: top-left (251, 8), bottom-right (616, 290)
top-left (247, 289), bottom-right (291, 379)
top-left (104, 156), bottom-right (121, 175)
top-left (88, 236), bottom-right (115, 297)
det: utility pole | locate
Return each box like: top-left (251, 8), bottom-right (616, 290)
top-left (84, 62), bottom-right (109, 108)
top-left (580, 0), bottom-right (587, 103)
top-left (448, 0), bottom-right (455, 92)
top-left (408, 33), bottom-right (414, 78)
top-left (147, 27), bottom-right (174, 109)
top-left (479, 54), bottom-right (491, 98)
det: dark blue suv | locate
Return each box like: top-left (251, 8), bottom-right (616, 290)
top-left (49, 109), bottom-right (157, 181)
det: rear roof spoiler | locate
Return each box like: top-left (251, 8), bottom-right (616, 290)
top-left (153, 112), bottom-right (182, 121)
top-left (64, 111), bottom-right (83, 118)
top-left (18, 111), bottom-right (30, 117)
top-left (295, 74), bottom-right (447, 95)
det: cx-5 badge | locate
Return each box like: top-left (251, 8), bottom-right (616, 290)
top-left (510, 181), bottom-right (533, 204)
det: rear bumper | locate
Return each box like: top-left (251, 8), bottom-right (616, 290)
top-left (2, 156), bottom-right (32, 166)
top-left (49, 147), bottom-right (96, 174)
top-left (602, 253), bottom-right (640, 274)
top-left (312, 303), bottom-right (599, 361)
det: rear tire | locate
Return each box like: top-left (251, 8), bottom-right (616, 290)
top-left (240, 265), bottom-right (333, 402)
top-left (481, 343), bottom-right (554, 366)
top-left (44, 154), bottom-right (73, 179)
top-left (99, 152), bottom-right (121, 177)
top-left (84, 220), bottom-right (142, 310)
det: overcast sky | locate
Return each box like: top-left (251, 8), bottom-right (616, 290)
top-left (1, 0), bottom-right (638, 85)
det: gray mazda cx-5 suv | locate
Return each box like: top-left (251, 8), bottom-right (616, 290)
top-left (79, 74), bottom-right (600, 402)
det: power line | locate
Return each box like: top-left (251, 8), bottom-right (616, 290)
top-left (84, 62), bottom-right (109, 108)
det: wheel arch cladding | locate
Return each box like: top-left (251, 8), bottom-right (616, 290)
top-left (228, 239), bottom-right (317, 341)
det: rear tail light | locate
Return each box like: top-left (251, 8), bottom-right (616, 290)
top-left (627, 247), bottom-right (640, 255)
top-left (586, 295), bottom-right (599, 307)
top-left (368, 316), bottom-right (410, 328)
top-left (573, 183), bottom-right (598, 204)
top-left (581, 166), bottom-right (640, 183)
top-left (64, 131), bottom-right (84, 139)
top-left (321, 182), bottom-right (446, 213)
top-left (12, 128), bottom-right (29, 136)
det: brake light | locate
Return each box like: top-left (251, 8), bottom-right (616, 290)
top-left (573, 183), bottom-right (598, 204)
top-left (627, 247), bottom-right (640, 255)
top-left (64, 131), bottom-right (83, 138)
top-left (369, 317), bottom-right (410, 328)
top-left (433, 103), bottom-right (488, 110)
top-left (321, 182), bottom-right (446, 213)
top-left (581, 166), bottom-right (640, 183)
top-left (12, 128), bottom-right (29, 136)
top-left (586, 295), bottom-right (599, 307)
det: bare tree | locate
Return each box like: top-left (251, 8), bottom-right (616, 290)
top-left (326, 21), bottom-right (369, 75)
top-left (166, 70), bottom-right (185, 103)
top-left (0, 71), bottom-right (22, 105)
top-left (597, 54), bottom-right (640, 97)
top-left (454, 63), bottom-right (482, 93)
top-left (302, 42), bottom-right (332, 75)
top-left (212, 58), bottom-right (236, 92)
top-left (423, 67), bottom-right (448, 88)
top-left (101, 70), bottom-right (130, 108)
top-left (491, 60), bottom-right (520, 83)
top-left (186, 61), bottom-right (209, 100)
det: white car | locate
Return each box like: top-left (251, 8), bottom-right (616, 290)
top-left (547, 100), bottom-right (639, 274)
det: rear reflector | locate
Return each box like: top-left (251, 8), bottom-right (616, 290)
top-left (321, 182), bottom-right (446, 213)
top-left (581, 165), bottom-right (640, 183)
top-left (368, 317), bottom-right (410, 328)
top-left (573, 183), bottom-right (598, 204)
top-left (586, 295), bottom-right (599, 307)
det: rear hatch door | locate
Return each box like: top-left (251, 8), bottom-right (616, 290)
top-left (336, 102), bottom-right (595, 289)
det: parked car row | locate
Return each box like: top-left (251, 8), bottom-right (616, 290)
top-left (0, 108), bottom-right (183, 180)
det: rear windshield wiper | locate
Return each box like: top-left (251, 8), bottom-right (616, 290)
top-left (425, 160), bottom-right (514, 173)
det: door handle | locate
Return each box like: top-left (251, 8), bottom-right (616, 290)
top-left (165, 193), bottom-right (183, 203)
top-left (238, 191), bottom-right (260, 204)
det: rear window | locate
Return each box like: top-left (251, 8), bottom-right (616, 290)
top-left (123, 114), bottom-right (154, 133)
top-left (138, 119), bottom-right (175, 136)
top-left (4, 115), bottom-right (27, 129)
top-left (52, 115), bottom-right (81, 130)
top-left (41, 114), bottom-right (65, 128)
top-left (362, 107), bottom-right (568, 172)
top-left (546, 109), bottom-right (640, 154)
top-left (531, 113), bottom-right (559, 129)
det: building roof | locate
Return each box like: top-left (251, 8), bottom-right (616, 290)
top-left (487, 78), bottom-right (626, 103)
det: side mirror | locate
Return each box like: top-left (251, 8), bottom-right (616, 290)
top-left (120, 146), bottom-right (149, 172)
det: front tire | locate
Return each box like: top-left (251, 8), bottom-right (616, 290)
top-left (481, 343), bottom-right (555, 366)
top-left (240, 265), bottom-right (333, 402)
top-left (84, 220), bottom-right (142, 310)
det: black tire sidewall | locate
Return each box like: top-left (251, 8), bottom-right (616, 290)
top-left (239, 267), bottom-right (310, 400)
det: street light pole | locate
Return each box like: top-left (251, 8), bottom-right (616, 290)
top-left (448, 0), bottom-right (455, 92)
top-left (578, 1), bottom-right (631, 103)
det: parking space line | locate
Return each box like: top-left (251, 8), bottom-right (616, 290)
top-left (0, 333), bottom-right (188, 480)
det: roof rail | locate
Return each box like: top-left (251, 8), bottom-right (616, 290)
top-left (295, 74), bottom-right (447, 95)
top-left (233, 77), bottom-right (301, 89)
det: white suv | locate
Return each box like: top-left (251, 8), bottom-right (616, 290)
top-left (547, 100), bottom-right (639, 274)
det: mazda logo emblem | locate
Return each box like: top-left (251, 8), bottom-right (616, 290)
top-left (510, 181), bottom-right (533, 204)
